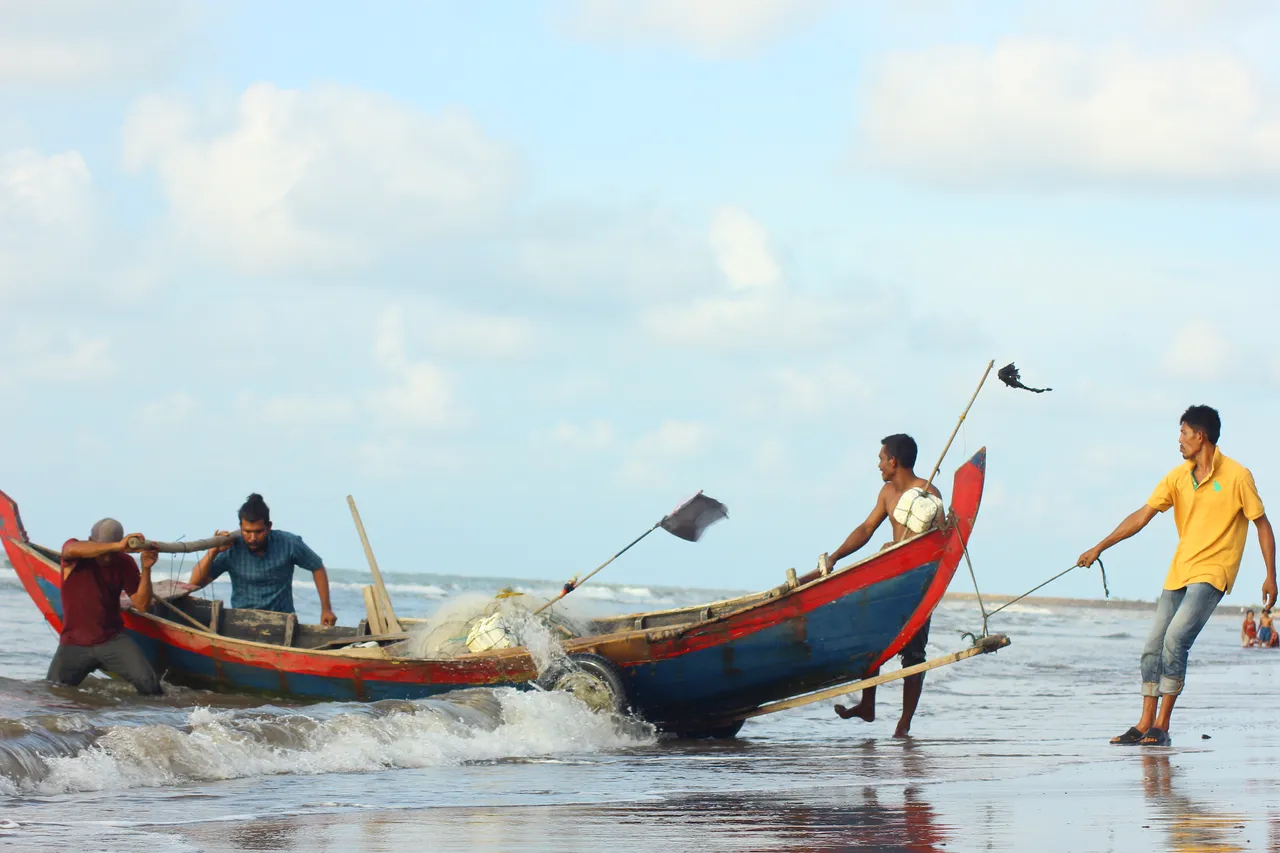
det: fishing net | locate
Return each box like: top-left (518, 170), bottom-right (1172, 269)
top-left (391, 591), bottom-right (585, 673)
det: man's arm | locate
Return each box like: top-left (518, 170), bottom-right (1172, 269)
top-left (188, 531), bottom-right (232, 588)
top-left (312, 567), bottom-right (337, 627)
top-left (61, 534), bottom-right (144, 580)
top-left (130, 550), bottom-right (158, 611)
top-left (1254, 514), bottom-right (1276, 610)
top-left (1077, 506), bottom-right (1159, 568)
top-left (830, 489), bottom-right (890, 567)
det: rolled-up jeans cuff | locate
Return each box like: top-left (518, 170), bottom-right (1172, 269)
top-left (1158, 676), bottom-right (1184, 696)
top-left (1141, 681), bottom-right (1161, 698)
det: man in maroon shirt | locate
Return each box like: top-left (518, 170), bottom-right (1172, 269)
top-left (49, 518), bottom-right (162, 695)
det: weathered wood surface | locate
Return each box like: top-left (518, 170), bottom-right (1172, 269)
top-left (126, 532), bottom-right (241, 553)
top-left (347, 496), bottom-right (402, 633)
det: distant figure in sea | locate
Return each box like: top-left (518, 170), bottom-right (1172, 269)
top-left (1242, 609), bottom-right (1258, 647)
top-left (50, 518), bottom-right (162, 695)
top-left (188, 494), bottom-right (337, 626)
top-left (1258, 608), bottom-right (1275, 648)
top-left (1078, 405), bottom-right (1277, 746)
top-left (828, 434), bottom-right (943, 738)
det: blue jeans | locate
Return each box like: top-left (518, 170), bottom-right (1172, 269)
top-left (1140, 583), bottom-right (1224, 697)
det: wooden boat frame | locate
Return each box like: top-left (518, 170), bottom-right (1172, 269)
top-left (1, 449), bottom-right (987, 735)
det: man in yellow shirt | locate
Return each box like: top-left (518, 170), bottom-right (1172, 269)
top-left (1078, 406), bottom-right (1277, 746)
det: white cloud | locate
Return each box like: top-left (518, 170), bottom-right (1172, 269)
top-left (138, 392), bottom-right (198, 428)
top-left (0, 147), bottom-right (94, 295)
top-left (517, 204), bottom-right (712, 301)
top-left (760, 365), bottom-right (874, 417)
top-left (0, 330), bottom-right (115, 384)
top-left (123, 83), bottom-right (519, 274)
top-left (709, 206), bottom-right (780, 292)
top-left (644, 293), bottom-right (854, 350)
top-left (367, 306), bottom-right (464, 429)
top-left (551, 420), bottom-right (615, 451)
top-left (0, 0), bottom-right (202, 87)
top-left (622, 421), bottom-right (712, 487)
top-left (561, 0), bottom-right (831, 59)
top-left (1163, 321), bottom-right (1237, 381)
top-left (634, 420), bottom-right (710, 458)
top-left (859, 40), bottom-right (1280, 187)
top-left (642, 206), bottom-right (860, 349)
top-left (259, 396), bottom-right (355, 425)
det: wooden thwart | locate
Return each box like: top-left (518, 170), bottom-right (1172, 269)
top-left (736, 633), bottom-right (1011, 721)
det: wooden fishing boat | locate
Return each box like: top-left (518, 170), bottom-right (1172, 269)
top-left (0, 449), bottom-right (987, 737)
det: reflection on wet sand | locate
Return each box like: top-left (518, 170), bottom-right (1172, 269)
top-left (180, 788), bottom-right (953, 853)
top-left (1140, 753), bottom-right (1246, 853)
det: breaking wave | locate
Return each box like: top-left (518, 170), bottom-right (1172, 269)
top-left (0, 688), bottom-right (654, 796)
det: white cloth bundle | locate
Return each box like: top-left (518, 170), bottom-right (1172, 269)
top-left (892, 487), bottom-right (945, 535)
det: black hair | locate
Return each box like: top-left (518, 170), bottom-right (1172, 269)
top-left (1181, 405), bottom-right (1221, 445)
top-left (1247, 609), bottom-right (1255, 617)
top-left (239, 493), bottom-right (272, 526)
top-left (881, 434), bottom-right (919, 470)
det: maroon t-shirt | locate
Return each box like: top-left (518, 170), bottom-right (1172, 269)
top-left (58, 538), bottom-right (140, 646)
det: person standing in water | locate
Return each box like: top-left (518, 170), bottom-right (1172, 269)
top-left (1242, 609), bottom-right (1258, 647)
top-left (1258, 608), bottom-right (1275, 648)
top-left (827, 434), bottom-right (943, 738)
top-left (50, 518), bottom-right (162, 695)
top-left (1078, 406), bottom-right (1277, 746)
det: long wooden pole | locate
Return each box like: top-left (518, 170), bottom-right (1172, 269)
top-left (532, 522), bottom-right (661, 616)
top-left (922, 360), bottom-right (995, 495)
top-left (735, 633), bottom-right (1010, 721)
top-left (347, 495), bottom-right (402, 633)
top-left (125, 532), bottom-right (241, 553)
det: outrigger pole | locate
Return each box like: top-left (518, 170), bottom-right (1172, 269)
top-left (735, 633), bottom-right (1011, 721)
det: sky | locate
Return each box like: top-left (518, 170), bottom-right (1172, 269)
top-left (3, 0), bottom-right (1279, 610)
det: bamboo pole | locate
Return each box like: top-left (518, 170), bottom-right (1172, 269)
top-left (735, 633), bottom-right (1010, 720)
top-left (922, 360), bottom-right (994, 495)
top-left (347, 495), bottom-right (402, 634)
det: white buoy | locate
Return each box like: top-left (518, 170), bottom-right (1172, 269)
top-left (466, 612), bottom-right (516, 653)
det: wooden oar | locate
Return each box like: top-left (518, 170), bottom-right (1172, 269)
top-left (347, 495), bottom-right (402, 633)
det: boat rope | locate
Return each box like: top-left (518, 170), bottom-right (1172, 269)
top-left (960, 529), bottom-right (1108, 639)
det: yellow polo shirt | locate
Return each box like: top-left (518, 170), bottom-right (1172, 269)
top-left (1147, 448), bottom-right (1265, 593)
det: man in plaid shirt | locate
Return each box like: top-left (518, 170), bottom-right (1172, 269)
top-left (189, 494), bottom-right (337, 626)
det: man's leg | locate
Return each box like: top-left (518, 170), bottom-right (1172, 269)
top-left (1144, 582), bottom-right (1224, 741)
top-left (894, 618), bottom-right (930, 738)
top-left (95, 633), bottom-right (162, 696)
top-left (46, 644), bottom-right (98, 687)
top-left (1122, 589), bottom-right (1182, 738)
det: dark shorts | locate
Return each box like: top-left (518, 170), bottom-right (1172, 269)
top-left (47, 632), bottom-right (162, 695)
top-left (900, 617), bottom-right (931, 668)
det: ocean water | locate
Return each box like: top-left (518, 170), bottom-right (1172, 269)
top-left (1, 566), bottom-right (1277, 853)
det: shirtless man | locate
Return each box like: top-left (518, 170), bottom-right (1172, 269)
top-left (1258, 608), bottom-right (1275, 648)
top-left (828, 434), bottom-right (943, 738)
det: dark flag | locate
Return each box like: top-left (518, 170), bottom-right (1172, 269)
top-left (660, 491), bottom-right (729, 542)
top-left (998, 363), bottom-right (1052, 394)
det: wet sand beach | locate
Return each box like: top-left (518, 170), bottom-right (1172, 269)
top-left (2, 572), bottom-right (1277, 853)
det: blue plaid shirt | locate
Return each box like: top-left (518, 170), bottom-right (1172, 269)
top-left (208, 530), bottom-right (324, 613)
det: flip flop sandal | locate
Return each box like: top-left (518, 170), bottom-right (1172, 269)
top-left (1110, 726), bottom-right (1146, 745)
top-left (1139, 727), bottom-right (1171, 746)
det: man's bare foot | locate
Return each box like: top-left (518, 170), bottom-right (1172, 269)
top-left (893, 722), bottom-right (912, 739)
top-left (835, 701), bottom-right (874, 722)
